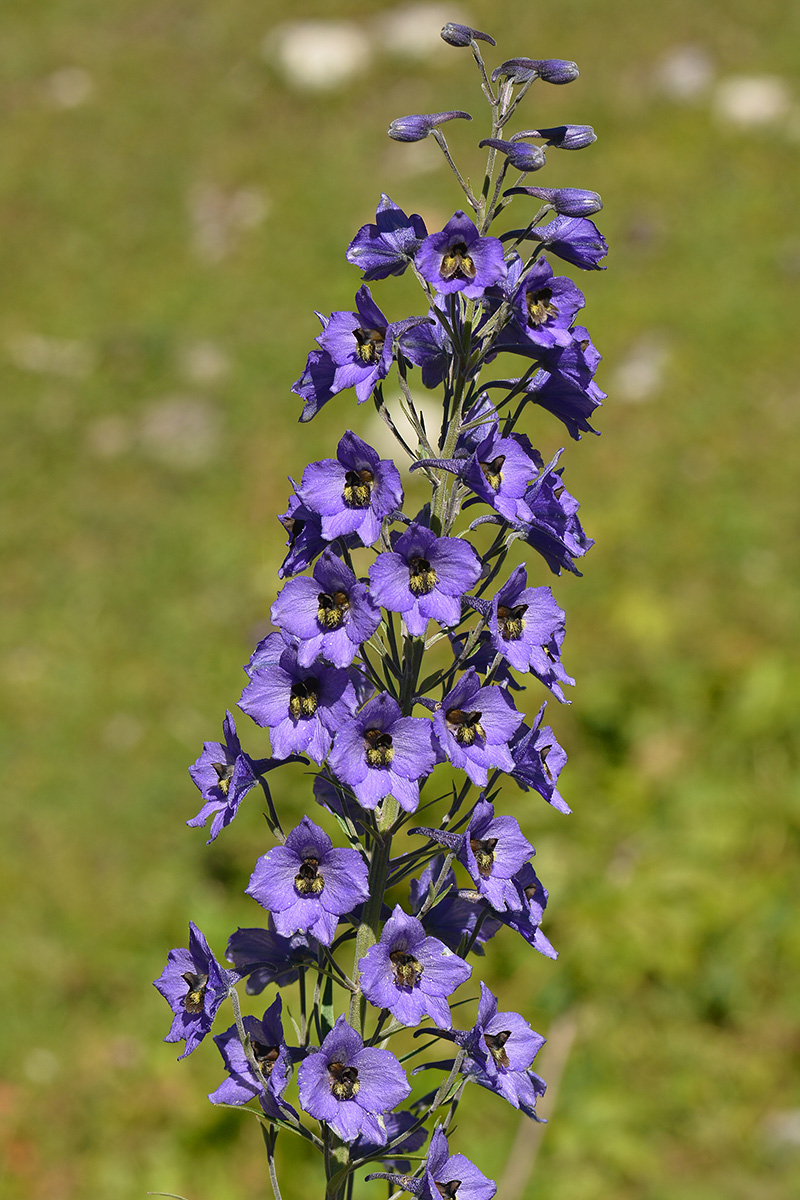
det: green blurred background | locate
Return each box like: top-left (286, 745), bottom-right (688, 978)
top-left (2, 0), bottom-right (799, 1197)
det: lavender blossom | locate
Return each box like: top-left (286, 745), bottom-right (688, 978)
top-left (526, 215), bottom-right (608, 270)
top-left (369, 523), bottom-right (481, 637)
top-left (154, 922), bottom-right (232, 1059)
top-left (416, 212), bottom-right (507, 299)
top-left (226, 923), bottom-right (317, 993)
top-left (187, 711), bottom-right (264, 842)
top-left (409, 856), bottom-right (500, 954)
top-left (458, 797), bottom-right (535, 911)
top-left (432, 668), bottom-right (523, 786)
top-left (297, 1016), bottom-right (411, 1143)
top-left (272, 550), bottom-right (381, 669)
top-left (297, 431), bottom-right (403, 547)
top-left (327, 693), bottom-right (436, 812)
top-left (247, 816), bottom-right (369, 944)
top-left (346, 194), bottom-right (427, 281)
top-left (208, 995), bottom-right (296, 1119)
top-left (509, 705), bottom-right (570, 812)
top-left (358, 903), bottom-right (472, 1027)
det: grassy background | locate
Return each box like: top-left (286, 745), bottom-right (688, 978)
top-left (1, 1), bottom-right (799, 1198)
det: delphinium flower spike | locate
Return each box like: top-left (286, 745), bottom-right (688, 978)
top-left (155, 22), bottom-right (610, 1200)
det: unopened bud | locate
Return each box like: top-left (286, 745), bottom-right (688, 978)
top-left (388, 110), bottom-right (472, 143)
top-left (515, 125), bottom-right (596, 150)
top-left (492, 57), bottom-right (580, 85)
top-left (479, 138), bottom-right (547, 172)
top-left (504, 186), bottom-right (603, 216)
top-left (440, 23), bottom-right (496, 48)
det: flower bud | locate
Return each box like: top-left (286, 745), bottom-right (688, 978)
top-left (440, 23), bottom-right (496, 47)
top-left (515, 125), bottom-right (597, 150)
top-left (491, 57), bottom-right (580, 85)
top-left (388, 110), bottom-right (472, 143)
top-left (479, 138), bottom-right (546, 172)
top-left (504, 186), bottom-right (603, 216)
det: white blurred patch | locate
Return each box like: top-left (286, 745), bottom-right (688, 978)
top-left (611, 335), bottom-right (669, 404)
top-left (85, 414), bottom-right (132, 459)
top-left (138, 396), bottom-right (221, 469)
top-left (373, 4), bottom-right (468, 60)
top-left (764, 1109), bottom-right (800, 1150)
top-left (654, 45), bottom-right (714, 101)
top-left (265, 21), bottom-right (371, 91)
top-left (365, 392), bottom-right (442, 461)
top-left (23, 1049), bottom-right (59, 1085)
top-left (178, 340), bottom-right (231, 385)
top-left (712, 75), bottom-right (793, 128)
top-left (102, 712), bottom-right (145, 752)
top-left (188, 183), bottom-right (269, 264)
top-left (44, 66), bottom-right (95, 108)
top-left (7, 333), bottom-right (95, 378)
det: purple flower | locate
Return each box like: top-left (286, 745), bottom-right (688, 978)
top-left (416, 212), bottom-right (507, 299)
top-left (455, 983), bottom-right (546, 1106)
top-left (369, 524), bottom-right (481, 637)
top-left (491, 863), bottom-right (557, 959)
top-left (399, 303), bottom-right (453, 389)
top-left (458, 797), bottom-right (535, 911)
top-left (388, 111), bottom-right (472, 142)
top-left (226, 923), bottom-right (317, 993)
top-left (479, 138), bottom-right (546, 173)
top-left (462, 429), bottom-right (542, 521)
top-left (527, 215), bottom-right (608, 270)
top-left (353, 1110), bottom-right (426, 1171)
top-left (208, 995), bottom-right (296, 1120)
top-left (271, 551), bottom-right (381, 669)
top-left (327, 693), bottom-right (436, 812)
top-left (525, 366), bottom-right (604, 440)
top-left (153, 922), bottom-right (232, 1059)
top-left (187, 711), bottom-right (263, 842)
top-left (316, 286), bottom-right (398, 405)
top-left (297, 431), bottom-right (403, 548)
top-left (297, 1016), bottom-right (410, 1143)
top-left (278, 491), bottom-right (359, 579)
top-left (358, 903), bottom-right (472, 1028)
top-left (247, 816), bottom-right (369, 945)
top-left (504, 185), bottom-right (603, 216)
top-left (509, 257), bottom-right (585, 351)
top-left (292, 347), bottom-right (338, 423)
top-left (239, 644), bottom-right (358, 764)
top-left (432, 668), bottom-right (523, 787)
top-left (346, 194), bottom-right (427, 281)
top-left (512, 451), bottom-right (593, 575)
top-left (419, 1127), bottom-right (497, 1200)
top-left (509, 705), bottom-right (569, 813)
top-left (409, 856), bottom-right (500, 954)
top-left (468, 565), bottom-right (574, 700)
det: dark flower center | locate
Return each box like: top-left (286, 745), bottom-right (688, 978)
top-left (317, 589), bottom-right (350, 629)
top-left (252, 1041), bottom-right (280, 1075)
top-left (526, 287), bottom-right (559, 327)
top-left (540, 743), bottom-right (554, 782)
top-left (354, 326), bottom-right (386, 364)
top-left (496, 602), bottom-right (527, 641)
top-left (408, 555), bottom-right (438, 596)
top-left (440, 241), bottom-right (477, 282)
top-left (211, 761), bottom-right (234, 796)
top-left (328, 1060), bottom-right (360, 1100)
top-left (435, 1182), bottom-right (461, 1200)
top-left (524, 882), bottom-right (539, 903)
top-left (343, 468), bottom-right (375, 509)
top-left (181, 971), bottom-right (208, 1014)
top-left (364, 727), bottom-right (394, 768)
top-left (479, 455), bottom-right (506, 491)
top-left (294, 855), bottom-right (325, 895)
top-left (289, 678), bottom-right (319, 719)
top-left (390, 947), bottom-right (423, 987)
top-left (280, 514), bottom-right (304, 546)
top-left (470, 836), bottom-right (498, 877)
top-left (483, 1028), bottom-right (511, 1068)
top-left (446, 708), bottom-right (485, 747)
